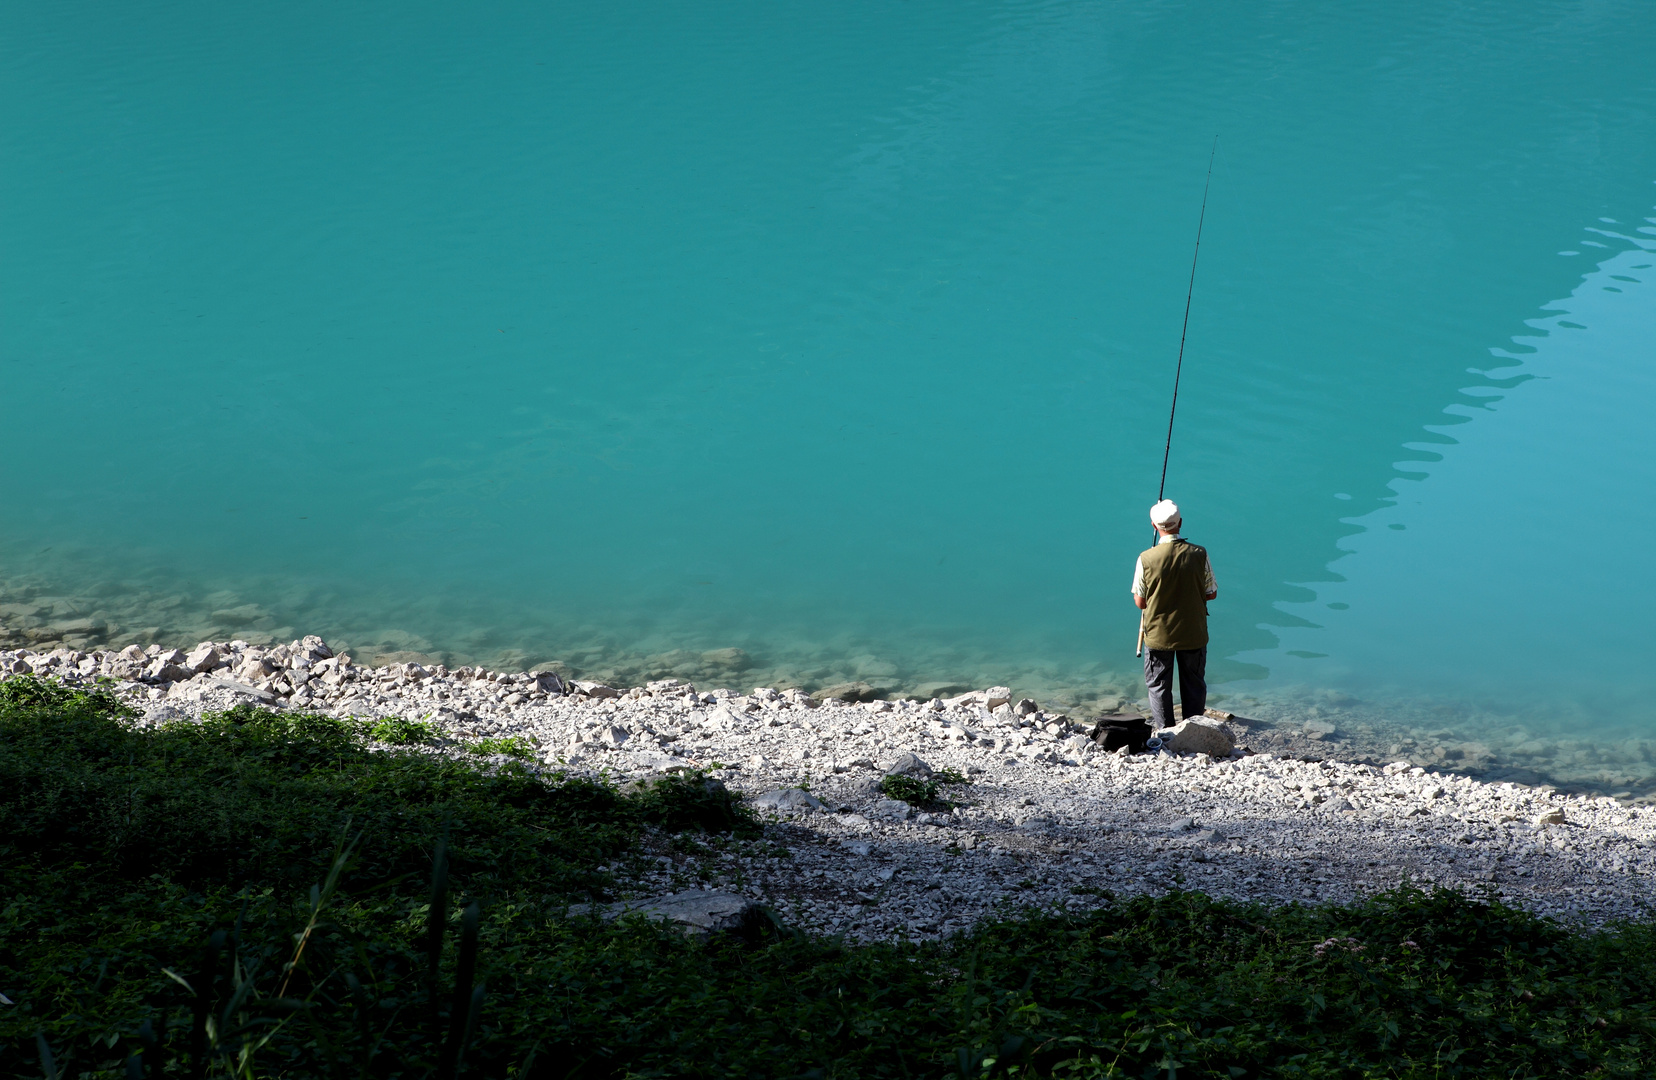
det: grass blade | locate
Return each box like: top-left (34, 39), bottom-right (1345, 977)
top-left (426, 825), bottom-right (450, 986)
top-left (436, 902), bottom-right (481, 1080)
top-left (455, 982), bottom-right (487, 1077)
top-left (35, 1033), bottom-right (57, 1080)
top-left (188, 931), bottom-right (227, 1080)
top-left (134, 1019), bottom-right (160, 1080)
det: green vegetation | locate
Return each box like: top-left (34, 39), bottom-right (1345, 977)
top-left (880, 767), bottom-right (970, 808)
top-left (368, 715), bottom-right (535, 759)
top-left (623, 771), bottom-right (763, 838)
top-left (367, 715), bottom-right (438, 745)
top-left (467, 735), bottom-right (537, 760)
top-left (3, 674), bottom-right (1655, 1078)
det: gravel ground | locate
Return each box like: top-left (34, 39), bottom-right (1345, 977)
top-left (6, 638), bottom-right (1656, 939)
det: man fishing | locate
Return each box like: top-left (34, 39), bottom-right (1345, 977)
top-left (1132, 499), bottom-right (1217, 728)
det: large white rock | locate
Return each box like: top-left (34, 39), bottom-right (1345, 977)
top-left (145, 658), bottom-right (187, 682)
top-left (753, 787), bottom-right (825, 813)
top-left (625, 752), bottom-right (695, 772)
top-left (705, 704), bottom-right (746, 729)
top-left (884, 752), bottom-right (933, 778)
top-left (239, 657), bottom-right (276, 680)
top-left (1163, 718), bottom-right (1235, 757)
top-left (873, 798), bottom-right (913, 821)
top-left (206, 677), bottom-right (278, 705)
top-left (576, 891), bottom-right (759, 935)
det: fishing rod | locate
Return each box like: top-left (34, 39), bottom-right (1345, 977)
top-left (1138, 138), bottom-right (1217, 659)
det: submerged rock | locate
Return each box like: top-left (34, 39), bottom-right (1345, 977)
top-left (699, 647), bottom-right (750, 670)
top-left (813, 681), bottom-right (879, 703)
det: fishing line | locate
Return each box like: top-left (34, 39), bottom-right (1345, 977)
top-left (1157, 136), bottom-right (1217, 503)
top-left (1139, 137), bottom-right (1217, 658)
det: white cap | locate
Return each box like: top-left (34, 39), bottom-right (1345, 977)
top-left (1150, 499), bottom-right (1181, 526)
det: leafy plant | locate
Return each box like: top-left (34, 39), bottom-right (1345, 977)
top-left (0, 671), bottom-right (135, 718)
top-left (880, 767), bottom-right (970, 808)
top-left (627, 770), bottom-right (762, 837)
top-left (467, 735), bottom-right (535, 759)
top-left (367, 716), bottom-right (438, 745)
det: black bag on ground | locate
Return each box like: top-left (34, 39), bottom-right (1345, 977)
top-left (1089, 714), bottom-right (1153, 753)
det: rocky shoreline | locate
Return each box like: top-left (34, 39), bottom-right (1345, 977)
top-left (4, 638), bottom-right (1655, 938)
top-left (7, 575), bottom-right (1656, 800)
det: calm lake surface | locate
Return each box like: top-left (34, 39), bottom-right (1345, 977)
top-left (3, 2), bottom-right (1655, 791)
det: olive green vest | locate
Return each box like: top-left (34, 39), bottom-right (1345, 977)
top-left (1139, 538), bottom-right (1209, 651)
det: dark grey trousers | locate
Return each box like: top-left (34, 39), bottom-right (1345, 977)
top-left (1144, 647), bottom-right (1206, 729)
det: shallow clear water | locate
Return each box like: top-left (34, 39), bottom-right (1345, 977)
top-left (3, 2), bottom-right (1655, 789)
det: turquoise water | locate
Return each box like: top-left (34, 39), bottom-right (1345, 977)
top-left (3, 2), bottom-right (1656, 786)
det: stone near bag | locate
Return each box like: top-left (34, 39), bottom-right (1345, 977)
top-left (1162, 718), bottom-right (1235, 757)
